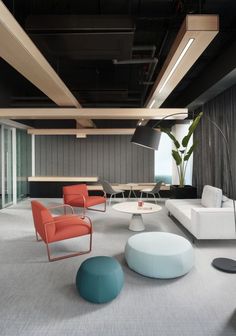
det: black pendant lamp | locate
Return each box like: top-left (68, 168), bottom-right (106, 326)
top-left (131, 112), bottom-right (188, 150)
top-left (131, 126), bottom-right (161, 150)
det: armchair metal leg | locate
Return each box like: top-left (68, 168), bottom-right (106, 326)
top-left (140, 192), bottom-right (143, 199)
top-left (46, 231), bottom-right (93, 262)
top-left (81, 206), bottom-right (86, 218)
top-left (35, 230), bottom-right (42, 241)
top-left (87, 201), bottom-right (106, 212)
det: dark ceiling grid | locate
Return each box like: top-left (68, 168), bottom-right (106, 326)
top-left (1, 0), bottom-right (236, 128)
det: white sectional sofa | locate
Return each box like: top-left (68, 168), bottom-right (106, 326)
top-left (165, 185), bottom-right (236, 240)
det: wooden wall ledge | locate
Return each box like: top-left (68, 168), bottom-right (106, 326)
top-left (28, 176), bottom-right (99, 182)
top-left (28, 177), bottom-right (170, 190)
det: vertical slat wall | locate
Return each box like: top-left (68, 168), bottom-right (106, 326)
top-left (35, 135), bottom-right (154, 183)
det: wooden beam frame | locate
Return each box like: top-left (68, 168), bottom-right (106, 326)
top-left (0, 1), bottom-right (93, 128)
top-left (28, 128), bottom-right (136, 135)
top-left (146, 15), bottom-right (219, 108)
top-left (0, 1), bottom-right (78, 107)
top-left (0, 108), bottom-right (188, 120)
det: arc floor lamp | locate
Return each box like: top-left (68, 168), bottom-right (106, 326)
top-left (131, 112), bottom-right (236, 273)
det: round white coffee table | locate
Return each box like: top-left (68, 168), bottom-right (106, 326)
top-left (112, 202), bottom-right (162, 231)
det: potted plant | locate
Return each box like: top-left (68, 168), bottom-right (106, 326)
top-left (161, 112), bottom-right (203, 199)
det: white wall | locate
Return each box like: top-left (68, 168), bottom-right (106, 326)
top-left (172, 122), bottom-right (193, 185)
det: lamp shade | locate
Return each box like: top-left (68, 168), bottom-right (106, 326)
top-left (131, 126), bottom-right (161, 150)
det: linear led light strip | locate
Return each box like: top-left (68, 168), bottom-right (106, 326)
top-left (149, 99), bottom-right (156, 108)
top-left (158, 38), bottom-right (195, 94)
top-left (149, 38), bottom-right (195, 108)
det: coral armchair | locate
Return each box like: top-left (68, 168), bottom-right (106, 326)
top-left (31, 200), bottom-right (92, 262)
top-left (63, 184), bottom-right (106, 216)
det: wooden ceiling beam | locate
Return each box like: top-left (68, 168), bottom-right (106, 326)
top-left (27, 128), bottom-right (136, 135)
top-left (0, 108), bottom-right (188, 120)
top-left (76, 119), bottom-right (95, 128)
top-left (146, 15), bottom-right (219, 108)
top-left (0, 1), bottom-right (93, 127)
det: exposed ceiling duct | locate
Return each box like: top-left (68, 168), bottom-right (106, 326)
top-left (0, 2), bottom-right (94, 127)
top-left (25, 15), bottom-right (135, 61)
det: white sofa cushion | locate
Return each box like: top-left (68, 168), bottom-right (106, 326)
top-left (222, 195), bottom-right (234, 208)
top-left (201, 185), bottom-right (222, 208)
top-left (166, 199), bottom-right (203, 233)
top-left (165, 197), bottom-right (236, 240)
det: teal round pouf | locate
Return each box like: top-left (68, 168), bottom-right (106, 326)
top-left (76, 256), bottom-right (124, 303)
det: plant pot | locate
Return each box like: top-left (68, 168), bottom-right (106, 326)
top-left (170, 185), bottom-right (197, 199)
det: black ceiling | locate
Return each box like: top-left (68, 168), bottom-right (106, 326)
top-left (1, 0), bottom-right (236, 128)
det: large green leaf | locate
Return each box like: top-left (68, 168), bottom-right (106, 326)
top-left (172, 150), bottom-right (182, 165)
top-left (183, 142), bottom-right (198, 161)
top-left (161, 128), bottom-right (180, 149)
top-left (182, 112), bottom-right (203, 148)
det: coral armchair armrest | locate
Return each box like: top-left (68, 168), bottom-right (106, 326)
top-left (47, 204), bottom-right (75, 215)
top-left (31, 200), bottom-right (93, 262)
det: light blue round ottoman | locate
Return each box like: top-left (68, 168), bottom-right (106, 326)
top-left (125, 232), bottom-right (194, 279)
top-left (76, 256), bottom-right (124, 303)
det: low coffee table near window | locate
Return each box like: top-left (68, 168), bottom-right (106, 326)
top-left (112, 201), bottom-right (162, 231)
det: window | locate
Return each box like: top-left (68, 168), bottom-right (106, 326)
top-left (155, 123), bottom-right (193, 186)
top-left (154, 133), bottom-right (172, 184)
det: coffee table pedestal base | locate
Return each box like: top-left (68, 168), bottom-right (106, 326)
top-left (129, 214), bottom-right (145, 232)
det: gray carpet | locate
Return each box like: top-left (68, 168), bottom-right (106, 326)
top-left (0, 198), bottom-right (236, 336)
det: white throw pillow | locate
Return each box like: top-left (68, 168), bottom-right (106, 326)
top-left (222, 195), bottom-right (234, 208)
top-left (201, 185), bottom-right (222, 208)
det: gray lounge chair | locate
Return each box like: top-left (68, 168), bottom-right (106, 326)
top-left (99, 180), bottom-right (125, 206)
top-left (140, 181), bottom-right (162, 204)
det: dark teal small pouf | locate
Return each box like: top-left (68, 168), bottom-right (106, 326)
top-left (76, 256), bottom-right (124, 304)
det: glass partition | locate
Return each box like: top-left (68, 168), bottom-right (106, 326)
top-left (0, 126), bottom-right (32, 208)
top-left (0, 125), bottom-right (14, 207)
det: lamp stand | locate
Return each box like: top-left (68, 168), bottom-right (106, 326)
top-left (206, 117), bottom-right (236, 273)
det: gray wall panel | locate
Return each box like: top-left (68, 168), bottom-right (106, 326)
top-left (35, 135), bottom-right (154, 183)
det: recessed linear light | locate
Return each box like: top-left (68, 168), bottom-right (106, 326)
top-left (159, 38), bottom-right (195, 94)
top-left (149, 99), bottom-right (156, 108)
